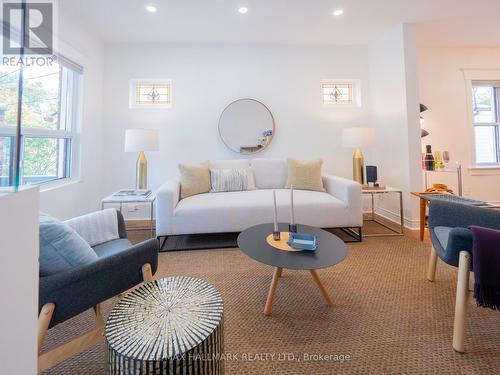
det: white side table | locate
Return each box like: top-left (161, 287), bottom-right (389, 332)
top-left (101, 191), bottom-right (156, 238)
top-left (362, 186), bottom-right (404, 237)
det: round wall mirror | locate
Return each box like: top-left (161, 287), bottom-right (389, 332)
top-left (218, 98), bottom-right (275, 154)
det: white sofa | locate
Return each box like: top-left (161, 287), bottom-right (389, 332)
top-left (156, 159), bottom-right (362, 237)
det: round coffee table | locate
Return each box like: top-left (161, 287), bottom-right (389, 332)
top-left (237, 223), bottom-right (347, 315)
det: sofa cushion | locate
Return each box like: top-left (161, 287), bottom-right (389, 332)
top-left (172, 189), bottom-right (353, 234)
top-left (39, 213), bottom-right (98, 276)
top-left (286, 158), bottom-right (326, 192)
top-left (210, 159), bottom-right (250, 170)
top-left (251, 158), bottom-right (287, 189)
top-left (179, 161), bottom-right (211, 199)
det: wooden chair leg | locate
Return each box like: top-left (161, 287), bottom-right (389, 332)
top-left (452, 251), bottom-right (471, 353)
top-left (276, 268), bottom-right (283, 278)
top-left (427, 246), bottom-right (438, 282)
top-left (38, 303), bottom-right (106, 372)
top-left (142, 263), bottom-right (153, 282)
top-left (38, 303), bottom-right (55, 353)
top-left (93, 304), bottom-right (104, 326)
top-left (38, 327), bottom-right (104, 372)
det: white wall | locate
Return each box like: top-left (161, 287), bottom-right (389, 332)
top-left (367, 24), bottom-right (422, 228)
top-left (0, 187), bottom-right (39, 375)
top-left (102, 43), bottom-right (371, 196)
top-left (38, 8), bottom-right (105, 220)
top-left (418, 47), bottom-right (500, 201)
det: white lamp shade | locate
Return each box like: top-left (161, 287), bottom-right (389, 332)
top-left (342, 127), bottom-right (375, 148)
top-left (124, 129), bottom-right (159, 152)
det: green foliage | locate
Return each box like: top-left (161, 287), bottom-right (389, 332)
top-left (23, 138), bottom-right (57, 176)
top-left (0, 67), bottom-right (61, 178)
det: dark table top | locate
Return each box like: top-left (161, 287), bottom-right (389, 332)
top-left (237, 223), bottom-right (347, 270)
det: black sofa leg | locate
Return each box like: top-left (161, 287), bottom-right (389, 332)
top-left (158, 236), bottom-right (168, 251)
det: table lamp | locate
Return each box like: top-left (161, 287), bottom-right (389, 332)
top-left (125, 129), bottom-right (159, 189)
top-left (342, 127), bottom-right (375, 184)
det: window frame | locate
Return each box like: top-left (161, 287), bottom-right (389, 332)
top-left (0, 57), bottom-right (82, 187)
top-left (129, 79), bottom-right (172, 109)
top-left (463, 69), bottom-right (500, 169)
top-left (321, 79), bottom-right (361, 108)
top-left (471, 85), bottom-right (500, 165)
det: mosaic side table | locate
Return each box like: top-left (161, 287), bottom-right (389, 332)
top-left (105, 277), bottom-right (224, 374)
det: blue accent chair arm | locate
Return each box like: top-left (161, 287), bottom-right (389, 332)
top-left (442, 227), bottom-right (474, 266)
top-left (39, 238), bottom-right (158, 328)
top-left (429, 201), bottom-right (500, 231)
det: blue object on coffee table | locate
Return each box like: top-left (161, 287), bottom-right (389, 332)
top-left (287, 232), bottom-right (317, 251)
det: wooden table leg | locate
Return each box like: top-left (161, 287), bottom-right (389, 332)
top-left (264, 267), bottom-right (282, 316)
top-left (277, 268), bottom-right (283, 278)
top-left (419, 198), bottom-right (426, 241)
top-left (310, 270), bottom-right (333, 306)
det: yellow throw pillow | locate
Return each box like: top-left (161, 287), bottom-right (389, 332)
top-left (179, 161), bottom-right (211, 199)
top-left (285, 158), bottom-right (326, 192)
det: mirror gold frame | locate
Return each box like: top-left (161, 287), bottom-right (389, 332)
top-left (218, 98), bottom-right (275, 155)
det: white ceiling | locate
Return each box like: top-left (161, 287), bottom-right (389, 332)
top-left (60, 0), bottom-right (500, 47)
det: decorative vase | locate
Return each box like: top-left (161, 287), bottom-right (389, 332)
top-left (273, 190), bottom-right (280, 241)
top-left (289, 186), bottom-right (297, 233)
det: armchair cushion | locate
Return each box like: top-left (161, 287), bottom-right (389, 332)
top-left (93, 238), bottom-right (133, 258)
top-left (39, 213), bottom-right (98, 277)
top-left (432, 226), bottom-right (473, 267)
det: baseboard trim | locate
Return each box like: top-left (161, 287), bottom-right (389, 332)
top-left (363, 207), bottom-right (419, 231)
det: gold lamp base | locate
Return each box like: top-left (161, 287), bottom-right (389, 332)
top-left (352, 148), bottom-right (364, 184)
top-left (136, 151), bottom-right (147, 189)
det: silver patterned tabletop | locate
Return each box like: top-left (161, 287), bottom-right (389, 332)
top-left (105, 277), bottom-right (224, 374)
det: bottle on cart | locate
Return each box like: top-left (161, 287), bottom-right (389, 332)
top-left (424, 145), bottom-right (435, 171)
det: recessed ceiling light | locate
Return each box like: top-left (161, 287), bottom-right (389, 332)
top-left (238, 7), bottom-right (248, 14)
top-left (333, 9), bottom-right (343, 16)
top-left (146, 5), bottom-right (157, 13)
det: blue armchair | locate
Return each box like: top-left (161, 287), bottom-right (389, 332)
top-left (427, 200), bottom-right (500, 352)
top-left (38, 210), bottom-right (159, 372)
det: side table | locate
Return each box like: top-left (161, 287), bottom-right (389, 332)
top-left (362, 187), bottom-right (404, 237)
top-left (101, 191), bottom-right (156, 238)
top-left (105, 277), bottom-right (224, 374)
top-left (411, 192), bottom-right (500, 241)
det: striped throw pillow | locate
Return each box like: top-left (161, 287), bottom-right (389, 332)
top-left (210, 168), bottom-right (250, 192)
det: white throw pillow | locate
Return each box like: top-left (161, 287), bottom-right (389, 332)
top-left (211, 160), bottom-right (255, 189)
top-left (210, 168), bottom-right (252, 192)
